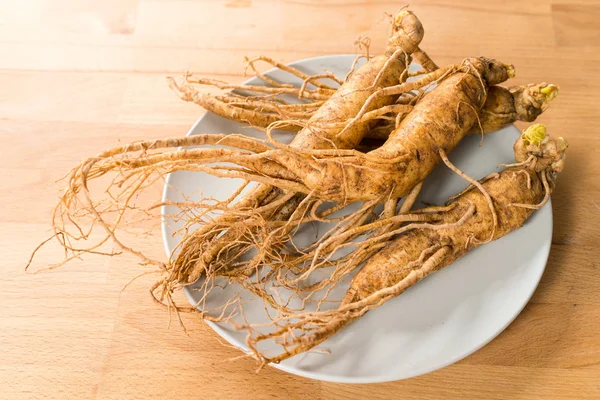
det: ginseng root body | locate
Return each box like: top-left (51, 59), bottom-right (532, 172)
top-left (247, 125), bottom-right (567, 365)
top-left (366, 82), bottom-right (558, 141)
top-left (345, 166), bottom-right (541, 302)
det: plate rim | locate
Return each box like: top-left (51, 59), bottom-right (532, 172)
top-left (160, 54), bottom-right (552, 383)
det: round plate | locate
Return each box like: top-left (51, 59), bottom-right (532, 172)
top-left (161, 55), bottom-right (552, 383)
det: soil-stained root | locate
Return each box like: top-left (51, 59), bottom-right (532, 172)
top-left (245, 124), bottom-right (567, 366)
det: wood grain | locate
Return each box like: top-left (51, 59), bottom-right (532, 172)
top-left (1, 1), bottom-right (599, 399)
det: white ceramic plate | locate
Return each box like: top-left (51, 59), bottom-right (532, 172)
top-left (161, 55), bottom-right (551, 383)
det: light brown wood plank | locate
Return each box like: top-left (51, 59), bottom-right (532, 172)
top-left (322, 364), bottom-right (600, 400)
top-left (552, 3), bottom-right (600, 47)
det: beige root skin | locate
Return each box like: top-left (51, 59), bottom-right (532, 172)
top-left (245, 128), bottom-right (567, 366)
top-left (340, 56), bottom-right (514, 137)
top-left (347, 138), bottom-right (564, 303)
top-left (339, 63), bottom-right (457, 136)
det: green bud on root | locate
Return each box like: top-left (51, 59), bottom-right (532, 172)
top-left (540, 84), bottom-right (559, 102)
top-left (522, 123), bottom-right (547, 145)
top-left (505, 64), bottom-right (516, 78)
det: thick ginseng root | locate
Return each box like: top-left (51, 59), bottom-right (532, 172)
top-left (340, 57), bottom-right (514, 136)
top-left (244, 125), bottom-right (567, 366)
top-left (363, 82), bottom-right (559, 143)
top-left (274, 58), bottom-right (514, 202)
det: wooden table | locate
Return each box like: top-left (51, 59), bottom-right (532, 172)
top-left (2, 1), bottom-right (599, 399)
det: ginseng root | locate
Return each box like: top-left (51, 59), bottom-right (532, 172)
top-left (244, 124), bottom-right (567, 366)
top-left (365, 82), bottom-right (559, 142)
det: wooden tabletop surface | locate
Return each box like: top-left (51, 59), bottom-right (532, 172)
top-left (2, 1), bottom-right (599, 399)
